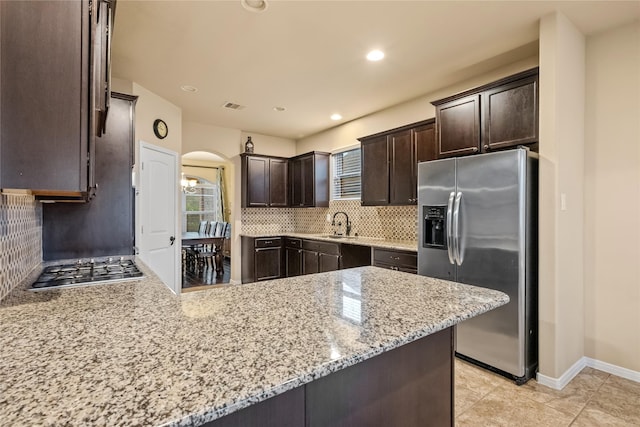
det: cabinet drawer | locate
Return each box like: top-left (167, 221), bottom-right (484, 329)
top-left (302, 239), bottom-right (340, 256)
top-left (374, 262), bottom-right (417, 275)
top-left (255, 237), bottom-right (282, 248)
top-left (285, 238), bottom-right (302, 249)
top-left (373, 249), bottom-right (417, 269)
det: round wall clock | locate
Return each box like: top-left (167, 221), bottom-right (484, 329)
top-left (153, 119), bottom-right (168, 139)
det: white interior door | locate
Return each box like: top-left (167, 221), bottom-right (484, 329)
top-left (138, 141), bottom-right (180, 293)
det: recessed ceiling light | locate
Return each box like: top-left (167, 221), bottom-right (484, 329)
top-left (241, 0), bottom-right (268, 13)
top-left (331, 114), bottom-right (342, 121)
top-left (366, 50), bottom-right (385, 61)
top-left (180, 85), bottom-right (198, 93)
top-left (273, 106), bottom-right (286, 112)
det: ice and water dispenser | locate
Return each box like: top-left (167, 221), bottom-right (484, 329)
top-left (422, 206), bottom-right (447, 249)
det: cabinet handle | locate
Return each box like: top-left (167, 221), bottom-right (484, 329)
top-left (472, 147), bottom-right (478, 152)
top-left (484, 144), bottom-right (490, 150)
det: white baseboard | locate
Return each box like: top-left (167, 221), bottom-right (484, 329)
top-left (537, 356), bottom-right (640, 390)
top-left (537, 357), bottom-right (587, 390)
top-left (229, 279), bottom-right (241, 285)
top-left (584, 357), bottom-right (640, 383)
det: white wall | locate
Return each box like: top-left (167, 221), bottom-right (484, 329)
top-left (584, 21), bottom-right (640, 372)
top-left (538, 12), bottom-right (586, 379)
top-left (296, 57), bottom-right (539, 154)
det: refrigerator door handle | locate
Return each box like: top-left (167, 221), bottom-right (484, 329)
top-left (453, 191), bottom-right (463, 265)
top-left (446, 192), bottom-right (455, 264)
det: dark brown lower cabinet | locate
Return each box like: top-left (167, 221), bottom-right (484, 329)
top-left (302, 249), bottom-right (320, 275)
top-left (302, 240), bottom-right (341, 274)
top-left (318, 253), bottom-right (340, 272)
top-left (241, 237), bottom-right (283, 283)
top-left (285, 248), bottom-right (303, 277)
top-left (204, 327), bottom-right (454, 427)
top-left (255, 247), bottom-right (282, 281)
top-left (373, 248), bottom-right (418, 274)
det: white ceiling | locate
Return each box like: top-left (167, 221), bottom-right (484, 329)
top-left (112, 1), bottom-right (639, 140)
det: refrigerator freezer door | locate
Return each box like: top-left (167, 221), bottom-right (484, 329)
top-left (454, 149), bottom-right (527, 378)
top-left (417, 158), bottom-right (456, 281)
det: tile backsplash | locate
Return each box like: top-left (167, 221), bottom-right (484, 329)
top-left (0, 194), bottom-right (42, 301)
top-left (242, 200), bottom-right (417, 241)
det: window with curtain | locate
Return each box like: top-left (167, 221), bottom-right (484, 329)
top-left (182, 176), bottom-right (222, 232)
top-left (331, 147), bottom-right (361, 200)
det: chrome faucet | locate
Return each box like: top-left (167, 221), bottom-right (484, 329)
top-left (332, 211), bottom-right (351, 236)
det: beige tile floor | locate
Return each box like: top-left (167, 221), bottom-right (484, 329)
top-left (455, 359), bottom-right (640, 426)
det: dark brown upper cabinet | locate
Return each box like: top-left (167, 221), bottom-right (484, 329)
top-left (289, 151), bottom-right (330, 208)
top-left (482, 74), bottom-right (538, 151)
top-left (268, 158), bottom-right (289, 207)
top-left (0, 0), bottom-right (115, 201)
top-left (435, 94), bottom-right (481, 158)
top-left (433, 68), bottom-right (539, 159)
top-left (241, 154), bottom-right (288, 208)
top-left (360, 119), bottom-right (436, 206)
top-left (414, 122), bottom-right (437, 164)
top-left (360, 135), bottom-right (389, 206)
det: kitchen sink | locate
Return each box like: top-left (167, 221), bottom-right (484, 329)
top-left (323, 234), bottom-right (357, 239)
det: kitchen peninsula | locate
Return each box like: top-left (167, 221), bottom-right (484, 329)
top-left (0, 263), bottom-right (508, 426)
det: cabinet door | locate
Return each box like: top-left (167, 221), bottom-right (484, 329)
top-left (302, 250), bottom-right (319, 275)
top-left (389, 129), bottom-right (414, 205)
top-left (414, 122), bottom-right (436, 164)
top-left (482, 75), bottom-right (538, 152)
top-left (436, 94), bottom-right (481, 158)
top-left (301, 155), bottom-right (315, 207)
top-left (269, 158), bottom-right (288, 207)
top-left (286, 248), bottom-right (302, 277)
top-left (319, 253), bottom-right (341, 273)
top-left (255, 247), bottom-right (281, 281)
top-left (245, 156), bottom-right (269, 207)
top-left (290, 159), bottom-right (303, 207)
top-left (1, 0), bottom-right (89, 194)
top-left (361, 135), bottom-right (389, 206)
top-left (91, 0), bottom-right (113, 138)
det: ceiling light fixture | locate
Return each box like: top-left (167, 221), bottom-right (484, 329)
top-left (180, 85), bottom-right (198, 93)
top-left (241, 0), bottom-right (268, 13)
top-left (331, 113), bottom-right (342, 121)
top-left (366, 50), bottom-right (385, 61)
top-left (273, 106), bottom-right (286, 112)
top-left (180, 173), bottom-right (198, 194)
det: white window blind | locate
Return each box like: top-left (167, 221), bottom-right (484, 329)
top-left (331, 148), bottom-right (361, 200)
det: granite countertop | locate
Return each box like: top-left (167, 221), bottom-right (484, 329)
top-left (0, 262), bottom-right (507, 426)
top-left (240, 232), bottom-right (418, 252)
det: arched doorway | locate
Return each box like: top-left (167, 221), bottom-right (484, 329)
top-left (180, 151), bottom-right (234, 290)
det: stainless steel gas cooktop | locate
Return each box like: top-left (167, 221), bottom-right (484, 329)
top-left (31, 258), bottom-right (144, 291)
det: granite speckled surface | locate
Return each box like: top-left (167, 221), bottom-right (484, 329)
top-left (0, 262), bottom-right (507, 426)
top-left (240, 232), bottom-right (418, 252)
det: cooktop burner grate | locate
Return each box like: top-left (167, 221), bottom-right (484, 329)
top-left (31, 258), bottom-right (144, 291)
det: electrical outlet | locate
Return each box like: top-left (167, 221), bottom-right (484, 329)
top-left (326, 213), bottom-right (331, 222)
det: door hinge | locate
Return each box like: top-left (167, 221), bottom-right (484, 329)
top-left (133, 246), bottom-right (139, 255)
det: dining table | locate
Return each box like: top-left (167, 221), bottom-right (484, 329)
top-left (181, 232), bottom-right (225, 275)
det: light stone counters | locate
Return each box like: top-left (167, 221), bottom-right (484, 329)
top-left (0, 262), bottom-right (507, 426)
top-left (240, 232), bottom-right (418, 252)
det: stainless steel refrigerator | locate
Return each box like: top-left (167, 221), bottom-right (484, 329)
top-left (417, 147), bottom-right (538, 384)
